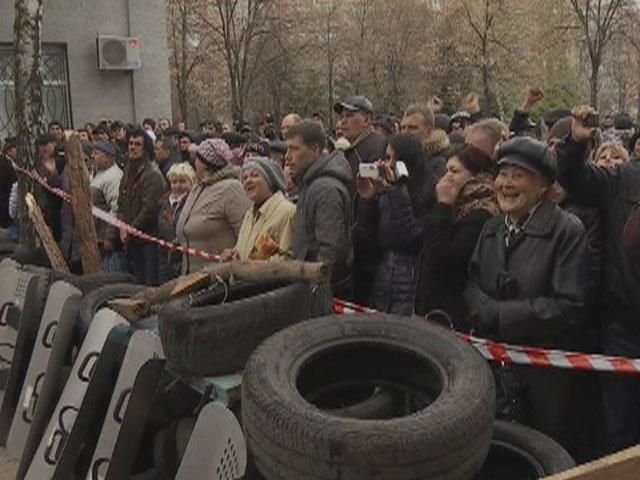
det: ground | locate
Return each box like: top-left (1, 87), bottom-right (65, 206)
top-left (0, 449), bottom-right (17, 479)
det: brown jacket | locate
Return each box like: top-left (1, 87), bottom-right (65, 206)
top-left (176, 166), bottom-right (251, 274)
top-left (109, 157), bottom-right (166, 242)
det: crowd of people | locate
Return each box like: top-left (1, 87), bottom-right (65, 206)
top-left (2, 87), bottom-right (640, 461)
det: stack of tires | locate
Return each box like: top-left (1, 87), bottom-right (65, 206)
top-left (241, 314), bottom-right (496, 480)
top-left (158, 280), bottom-right (334, 376)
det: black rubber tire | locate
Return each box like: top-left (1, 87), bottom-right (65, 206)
top-left (66, 272), bottom-right (136, 295)
top-left (312, 384), bottom-right (399, 420)
top-left (10, 246), bottom-right (52, 268)
top-left (158, 281), bottom-right (333, 376)
top-left (476, 421), bottom-right (576, 479)
top-left (77, 283), bottom-right (146, 335)
top-left (0, 241), bottom-right (17, 255)
top-left (241, 314), bottom-right (496, 480)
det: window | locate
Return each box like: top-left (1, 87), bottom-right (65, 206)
top-left (0, 43), bottom-right (72, 141)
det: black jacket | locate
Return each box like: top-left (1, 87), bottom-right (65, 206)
top-left (556, 136), bottom-right (640, 335)
top-left (415, 204), bottom-right (493, 328)
top-left (292, 151), bottom-right (354, 295)
top-left (345, 129), bottom-right (388, 304)
top-left (464, 199), bottom-right (588, 349)
top-left (343, 129), bottom-right (388, 178)
top-left (358, 182), bottom-right (426, 315)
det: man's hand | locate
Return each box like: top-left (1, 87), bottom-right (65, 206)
top-left (520, 87), bottom-right (544, 113)
top-left (571, 105), bottom-right (598, 143)
top-left (103, 239), bottom-right (114, 253)
top-left (119, 228), bottom-right (129, 247)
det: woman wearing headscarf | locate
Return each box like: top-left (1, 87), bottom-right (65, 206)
top-left (176, 139), bottom-right (251, 274)
top-left (355, 133), bottom-right (434, 315)
top-left (464, 136), bottom-right (588, 455)
top-left (221, 157), bottom-right (296, 261)
top-left (415, 145), bottom-right (499, 328)
top-left (158, 162), bottom-right (196, 282)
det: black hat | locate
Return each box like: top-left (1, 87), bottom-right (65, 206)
top-left (497, 136), bottom-right (556, 183)
top-left (333, 96), bottom-right (374, 115)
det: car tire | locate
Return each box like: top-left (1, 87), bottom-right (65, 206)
top-left (66, 272), bottom-right (136, 295)
top-left (77, 283), bottom-right (146, 336)
top-left (158, 281), bottom-right (333, 376)
top-left (476, 420), bottom-right (575, 479)
top-left (242, 313), bottom-right (495, 480)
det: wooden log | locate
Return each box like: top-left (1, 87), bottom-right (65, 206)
top-left (543, 445), bottom-right (640, 480)
top-left (171, 261), bottom-right (329, 297)
top-left (65, 133), bottom-right (102, 273)
top-left (25, 193), bottom-right (70, 274)
top-left (109, 261), bottom-right (329, 322)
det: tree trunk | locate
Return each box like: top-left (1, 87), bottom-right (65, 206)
top-left (13, 0), bottom-right (45, 248)
top-left (590, 65), bottom-right (599, 109)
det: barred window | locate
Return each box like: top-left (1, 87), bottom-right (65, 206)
top-left (0, 43), bottom-right (72, 141)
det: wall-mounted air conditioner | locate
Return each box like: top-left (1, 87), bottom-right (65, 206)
top-left (97, 35), bottom-right (141, 71)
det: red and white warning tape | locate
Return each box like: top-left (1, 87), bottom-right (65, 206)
top-left (332, 299), bottom-right (640, 376)
top-left (14, 164), bottom-right (640, 375)
top-left (13, 164), bottom-right (221, 262)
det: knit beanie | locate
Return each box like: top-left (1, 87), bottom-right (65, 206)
top-left (196, 138), bottom-right (233, 170)
top-left (242, 156), bottom-right (287, 193)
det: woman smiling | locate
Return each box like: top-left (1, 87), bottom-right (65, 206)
top-left (464, 136), bottom-right (589, 455)
top-left (222, 156), bottom-right (296, 261)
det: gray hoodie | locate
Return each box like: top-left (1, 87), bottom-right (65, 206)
top-left (292, 151), bottom-right (354, 294)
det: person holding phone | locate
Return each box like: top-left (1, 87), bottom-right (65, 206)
top-left (355, 134), bottom-right (434, 315)
top-left (557, 106), bottom-right (640, 453)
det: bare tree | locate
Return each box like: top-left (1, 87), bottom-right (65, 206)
top-left (199, 0), bottom-right (273, 123)
top-left (460, 0), bottom-right (505, 115)
top-left (568, 0), bottom-right (626, 108)
top-left (13, 0), bottom-right (45, 247)
top-left (167, 0), bottom-right (206, 126)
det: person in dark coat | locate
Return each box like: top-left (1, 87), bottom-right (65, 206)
top-left (356, 134), bottom-right (435, 315)
top-left (557, 105), bottom-right (640, 453)
top-left (107, 129), bottom-right (166, 286)
top-left (286, 121), bottom-right (354, 298)
top-left (333, 95), bottom-right (387, 304)
top-left (415, 145), bottom-right (499, 327)
top-left (0, 138), bottom-right (17, 229)
top-left (464, 136), bottom-right (588, 456)
top-left (157, 163), bottom-right (195, 284)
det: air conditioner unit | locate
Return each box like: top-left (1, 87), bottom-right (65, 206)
top-left (97, 35), bottom-right (141, 71)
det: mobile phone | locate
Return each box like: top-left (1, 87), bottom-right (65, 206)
top-left (584, 112), bottom-right (600, 129)
top-left (359, 163), bottom-right (380, 179)
top-left (395, 161), bottom-right (409, 179)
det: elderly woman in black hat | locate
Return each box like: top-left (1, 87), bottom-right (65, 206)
top-left (464, 136), bottom-right (589, 455)
top-left (221, 156), bottom-right (296, 262)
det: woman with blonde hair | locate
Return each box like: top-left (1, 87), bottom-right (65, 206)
top-left (157, 162), bottom-right (196, 282)
top-left (594, 142), bottom-right (630, 169)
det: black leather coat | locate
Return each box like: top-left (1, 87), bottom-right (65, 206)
top-left (464, 199), bottom-right (588, 349)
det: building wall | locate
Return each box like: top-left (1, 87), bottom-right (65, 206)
top-left (0, 0), bottom-right (171, 128)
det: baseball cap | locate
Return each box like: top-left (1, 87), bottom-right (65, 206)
top-left (333, 96), bottom-right (374, 115)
